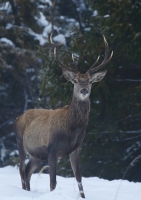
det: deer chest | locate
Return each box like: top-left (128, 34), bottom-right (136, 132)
top-left (48, 127), bottom-right (85, 158)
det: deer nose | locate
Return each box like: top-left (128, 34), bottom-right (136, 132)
top-left (80, 88), bottom-right (88, 95)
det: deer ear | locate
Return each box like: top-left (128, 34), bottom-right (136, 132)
top-left (91, 70), bottom-right (107, 83)
top-left (62, 69), bottom-right (76, 82)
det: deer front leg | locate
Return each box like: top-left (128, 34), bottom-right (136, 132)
top-left (48, 154), bottom-right (57, 191)
top-left (69, 148), bottom-right (85, 198)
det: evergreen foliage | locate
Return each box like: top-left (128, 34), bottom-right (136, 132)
top-left (0, 0), bottom-right (44, 165)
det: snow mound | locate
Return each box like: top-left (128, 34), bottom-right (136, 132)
top-left (0, 166), bottom-right (140, 200)
top-left (0, 185), bottom-right (33, 197)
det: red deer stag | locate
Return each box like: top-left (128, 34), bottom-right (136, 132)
top-left (14, 34), bottom-right (113, 198)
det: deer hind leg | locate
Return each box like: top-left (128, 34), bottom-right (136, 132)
top-left (70, 148), bottom-right (85, 198)
top-left (24, 156), bottom-right (40, 191)
top-left (14, 122), bottom-right (27, 190)
top-left (17, 142), bottom-right (26, 190)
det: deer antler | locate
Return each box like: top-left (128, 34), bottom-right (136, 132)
top-left (68, 54), bottom-right (78, 71)
top-left (88, 35), bottom-right (113, 74)
top-left (50, 34), bottom-right (78, 73)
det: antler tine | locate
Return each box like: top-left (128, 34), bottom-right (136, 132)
top-left (54, 47), bottom-right (68, 69)
top-left (72, 54), bottom-right (75, 62)
top-left (72, 54), bottom-right (78, 71)
top-left (88, 35), bottom-right (113, 74)
top-left (88, 55), bottom-right (100, 72)
top-left (50, 33), bottom-right (76, 72)
top-left (50, 33), bottom-right (53, 44)
top-left (90, 51), bottom-right (113, 73)
top-left (102, 35), bottom-right (109, 63)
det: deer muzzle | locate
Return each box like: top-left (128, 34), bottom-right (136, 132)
top-left (80, 88), bottom-right (88, 96)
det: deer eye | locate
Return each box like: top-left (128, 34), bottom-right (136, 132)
top-left (73, 80), bottom-right (78, 83)
top-left (89, 81), bottom-right (93, 84)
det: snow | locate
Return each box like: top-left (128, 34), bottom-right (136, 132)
top-left (42, 24), bottom-right (52, 38)
top-left (28, 28), bottom-right (47, 46)
top-left (0, 2), bottom-right (12, 13)
top-left (84, 28), bottom-right (91, 32)
top-left (104, 15), bottom-right (110, 18)
top-left (0, 166), bottom-right (141, 200)
top-left (9, 150), bottom-right (19, 156)
top-left (66, 18), bottom-right (76, 23)
top-left (93, 10), bottom-right (98, 17)
top-left (39, 0), bottom-right (52, 6)
top-left (5, 23), bottom-right (13, 30)
top-left (53, 34), bottom-right (66, 45)
top-left (93, 100), bottom-right (100, 104)
top-left (0, 143), bottom-right (6, 161)
top-left (2, 2), bottom-right (65, 46)
top-left (119, 129), bottom-right (141, 134)
top-left (0, 38), bottom-right (15, 47)
top-left (35, 12), bottom-right (49, 27)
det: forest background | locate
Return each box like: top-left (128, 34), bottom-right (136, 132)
top-left (0, 0), bottom-right (141, 182)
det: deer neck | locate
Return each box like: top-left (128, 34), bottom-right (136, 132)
top-left (68, 94), bottom-right (90, 129)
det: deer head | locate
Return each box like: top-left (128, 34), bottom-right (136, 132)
top-left (50, 34), bottom-right (113, 101)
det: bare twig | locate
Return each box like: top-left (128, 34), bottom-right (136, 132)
top-left (32, 165), bottom-right (49, 200)
top-left (114, 155), bottom-right (141, 200)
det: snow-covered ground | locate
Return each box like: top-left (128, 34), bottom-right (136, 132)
top-left (0, 166), bottom-right (141, 200)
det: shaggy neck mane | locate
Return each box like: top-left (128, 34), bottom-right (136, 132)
top-left (68, 95), bottom-right (90, 129)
